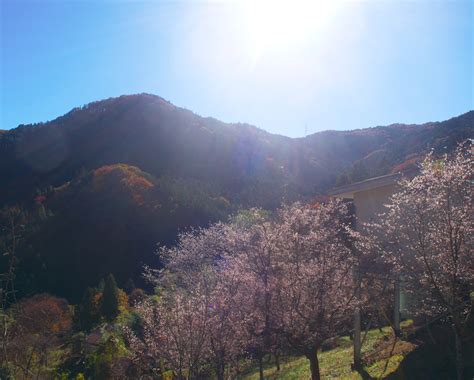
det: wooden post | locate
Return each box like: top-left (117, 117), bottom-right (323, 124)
top-left (353, 266), bottom-right (361, 369)
top-left (393, 275), bottom-right (401, 336)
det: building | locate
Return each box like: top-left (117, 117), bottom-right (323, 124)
top-left (328, 170), bottom-right (417, 368)
top-left (328, 172), bottom-right (403, 228)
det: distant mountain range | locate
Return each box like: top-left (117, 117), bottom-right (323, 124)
top-left (1, 94), bottom-right (472, 300)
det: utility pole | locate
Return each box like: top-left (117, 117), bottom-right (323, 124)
top-left (353, 266), bottom-right (361, 369)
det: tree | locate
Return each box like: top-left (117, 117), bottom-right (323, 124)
top-left (274, 202), bottom-right (365, 380)
top-left (128, 288), bottom-right (145, 306)
top-left (206, 266), bottom-right (251, 380)
top-left (224, 201), bottom-right (366, 380)
top-left (97, 278), bottom-right (105, 292)
top-left (222, 211), bottom-right (284, 380)
top-left (129, 222), bottom-right (249, 379)
top-left (128, 203), bottom-right (369, 380)
top-left (126, 289), bottom-right (210, 380)
top-left (376, 143), bottom-right (473, 380)
top-left (7, 294), bottom-right (72, 378)
top-left (77, 287), bottom-right (100, 331)
top-left (124, 278), bottom-right (136, 294)
top-left (0, 206), bottom-right (25, 308)
top-left (0, 206), bottom-right (27, 375)
top-left (156, 214), bottom-right (272, 380)
top-left (101, 274), bottom-right (120, 321)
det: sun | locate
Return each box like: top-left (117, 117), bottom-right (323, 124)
top-left (240, 0), bottom-right (340, 63)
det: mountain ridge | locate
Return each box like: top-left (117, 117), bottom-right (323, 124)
top-left (8, 92), bottom-right (474, 139)
top-left (8, 93), bottom-right (472, 138)
top-left (0, 93), bottom-right (474, 202)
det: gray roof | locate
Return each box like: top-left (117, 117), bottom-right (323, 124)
top-left (328, 172), bottom-right (403, 197)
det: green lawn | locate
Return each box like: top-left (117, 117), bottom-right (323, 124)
top-left (240, 322), bottom-right (416, 380)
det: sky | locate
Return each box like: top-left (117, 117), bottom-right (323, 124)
top-left (1, 0), bottom-right (472, 137)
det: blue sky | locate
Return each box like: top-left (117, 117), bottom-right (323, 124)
top-left (1, 0), bottom-right (472, 137)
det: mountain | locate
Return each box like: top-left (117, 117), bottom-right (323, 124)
top-left (1, 94), bottom-right (472, 300)
top-left (13, 163), bottom-right (231, 299)
top-left (1, 94), bottom-right (307, 209)
top-left (332, 111), bottom-right (474, 185)
top-left (2, 94), bottom-right (472, 206)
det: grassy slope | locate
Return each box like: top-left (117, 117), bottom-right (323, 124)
top-left (241, 322), bottom-right (416, 380)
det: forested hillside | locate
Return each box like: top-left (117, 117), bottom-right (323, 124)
top-left (0, 93), bottom-right (472, 300)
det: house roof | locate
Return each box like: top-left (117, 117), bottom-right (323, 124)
top-left (329, 164), bottom-right (421, 197)
top-left (328, 172), bottom-right (403, 197)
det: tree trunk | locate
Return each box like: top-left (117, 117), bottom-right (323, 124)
top-left (393, 276), bottom-right (401, 337)
top-left (215, 361), bottom-right (225, 380)
top-left (258, 355), bottom-right (264, 380)
top-left (353, 266), bottom-right (362, 369)
top-left (452, 324), bottom-right (463, 380)
top-left (306, 349), bottom-right (321, 380)
top-left (176, 368), bottom-right (185, 380)
top-left (275, 353), bottom-right (280, 371)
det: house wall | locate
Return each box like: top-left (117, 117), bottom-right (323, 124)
top-left (352, 183), bottom-right (409, 316)
top-left (353, 183), bottom-right (399, 230)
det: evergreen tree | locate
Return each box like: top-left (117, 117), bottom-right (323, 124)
top-left (101, 274), bottom-right (120, 321)
top-left (78, 287), bottom-right (98, 331)
top-left (97, 278), bottom-right (105, 291)
top-left (124, 278), bottom-right (136, 294)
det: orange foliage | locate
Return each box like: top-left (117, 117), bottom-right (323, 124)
top-left (122, 175), bottom-right (153, 190)
top-left (92, 164), bottom-right (154, 205)
top-left (8, 294), bottom-right (72, 372)
top-left (117, 288), bottom-right (129, 312)
top-left (93, 292), bottom-right (103, 311)
top-left (93, 165), bottom-right (113, 178)
top-left (13, 293), bottom-right (72, 335)
top-left (92, 288), bottom-right (128, 314)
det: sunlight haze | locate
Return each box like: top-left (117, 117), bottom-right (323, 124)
top-left (1, 0), bottom-right (472, 136)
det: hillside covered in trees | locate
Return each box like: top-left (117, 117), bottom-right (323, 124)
top-left (0, 94), bottom-right (472, 300)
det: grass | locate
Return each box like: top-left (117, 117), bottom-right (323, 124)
top-left (240, 321), bottom-right (416, 380)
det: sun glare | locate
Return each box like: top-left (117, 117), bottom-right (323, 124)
top-left (241, 0), bottom-right (340, 63)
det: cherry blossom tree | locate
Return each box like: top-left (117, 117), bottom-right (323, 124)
top-left (158, 222), bottom-right (252, 379)
top-left (128, 203), bottom-right (370, 380)
top-left (222, 201), bottom-right (368, 380)
top-left (220, 214), bottom-right (283, 380)
top-left (206, 268), bottom-right (251, 380)
top-left (126, 284), bottom-right (212, 379)
top-left (127, 222), bottom-right (250, 379)
top-left (376, 143), bottom-right (473, 380)
top-left (273, 201), bottom-right (364, 380)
